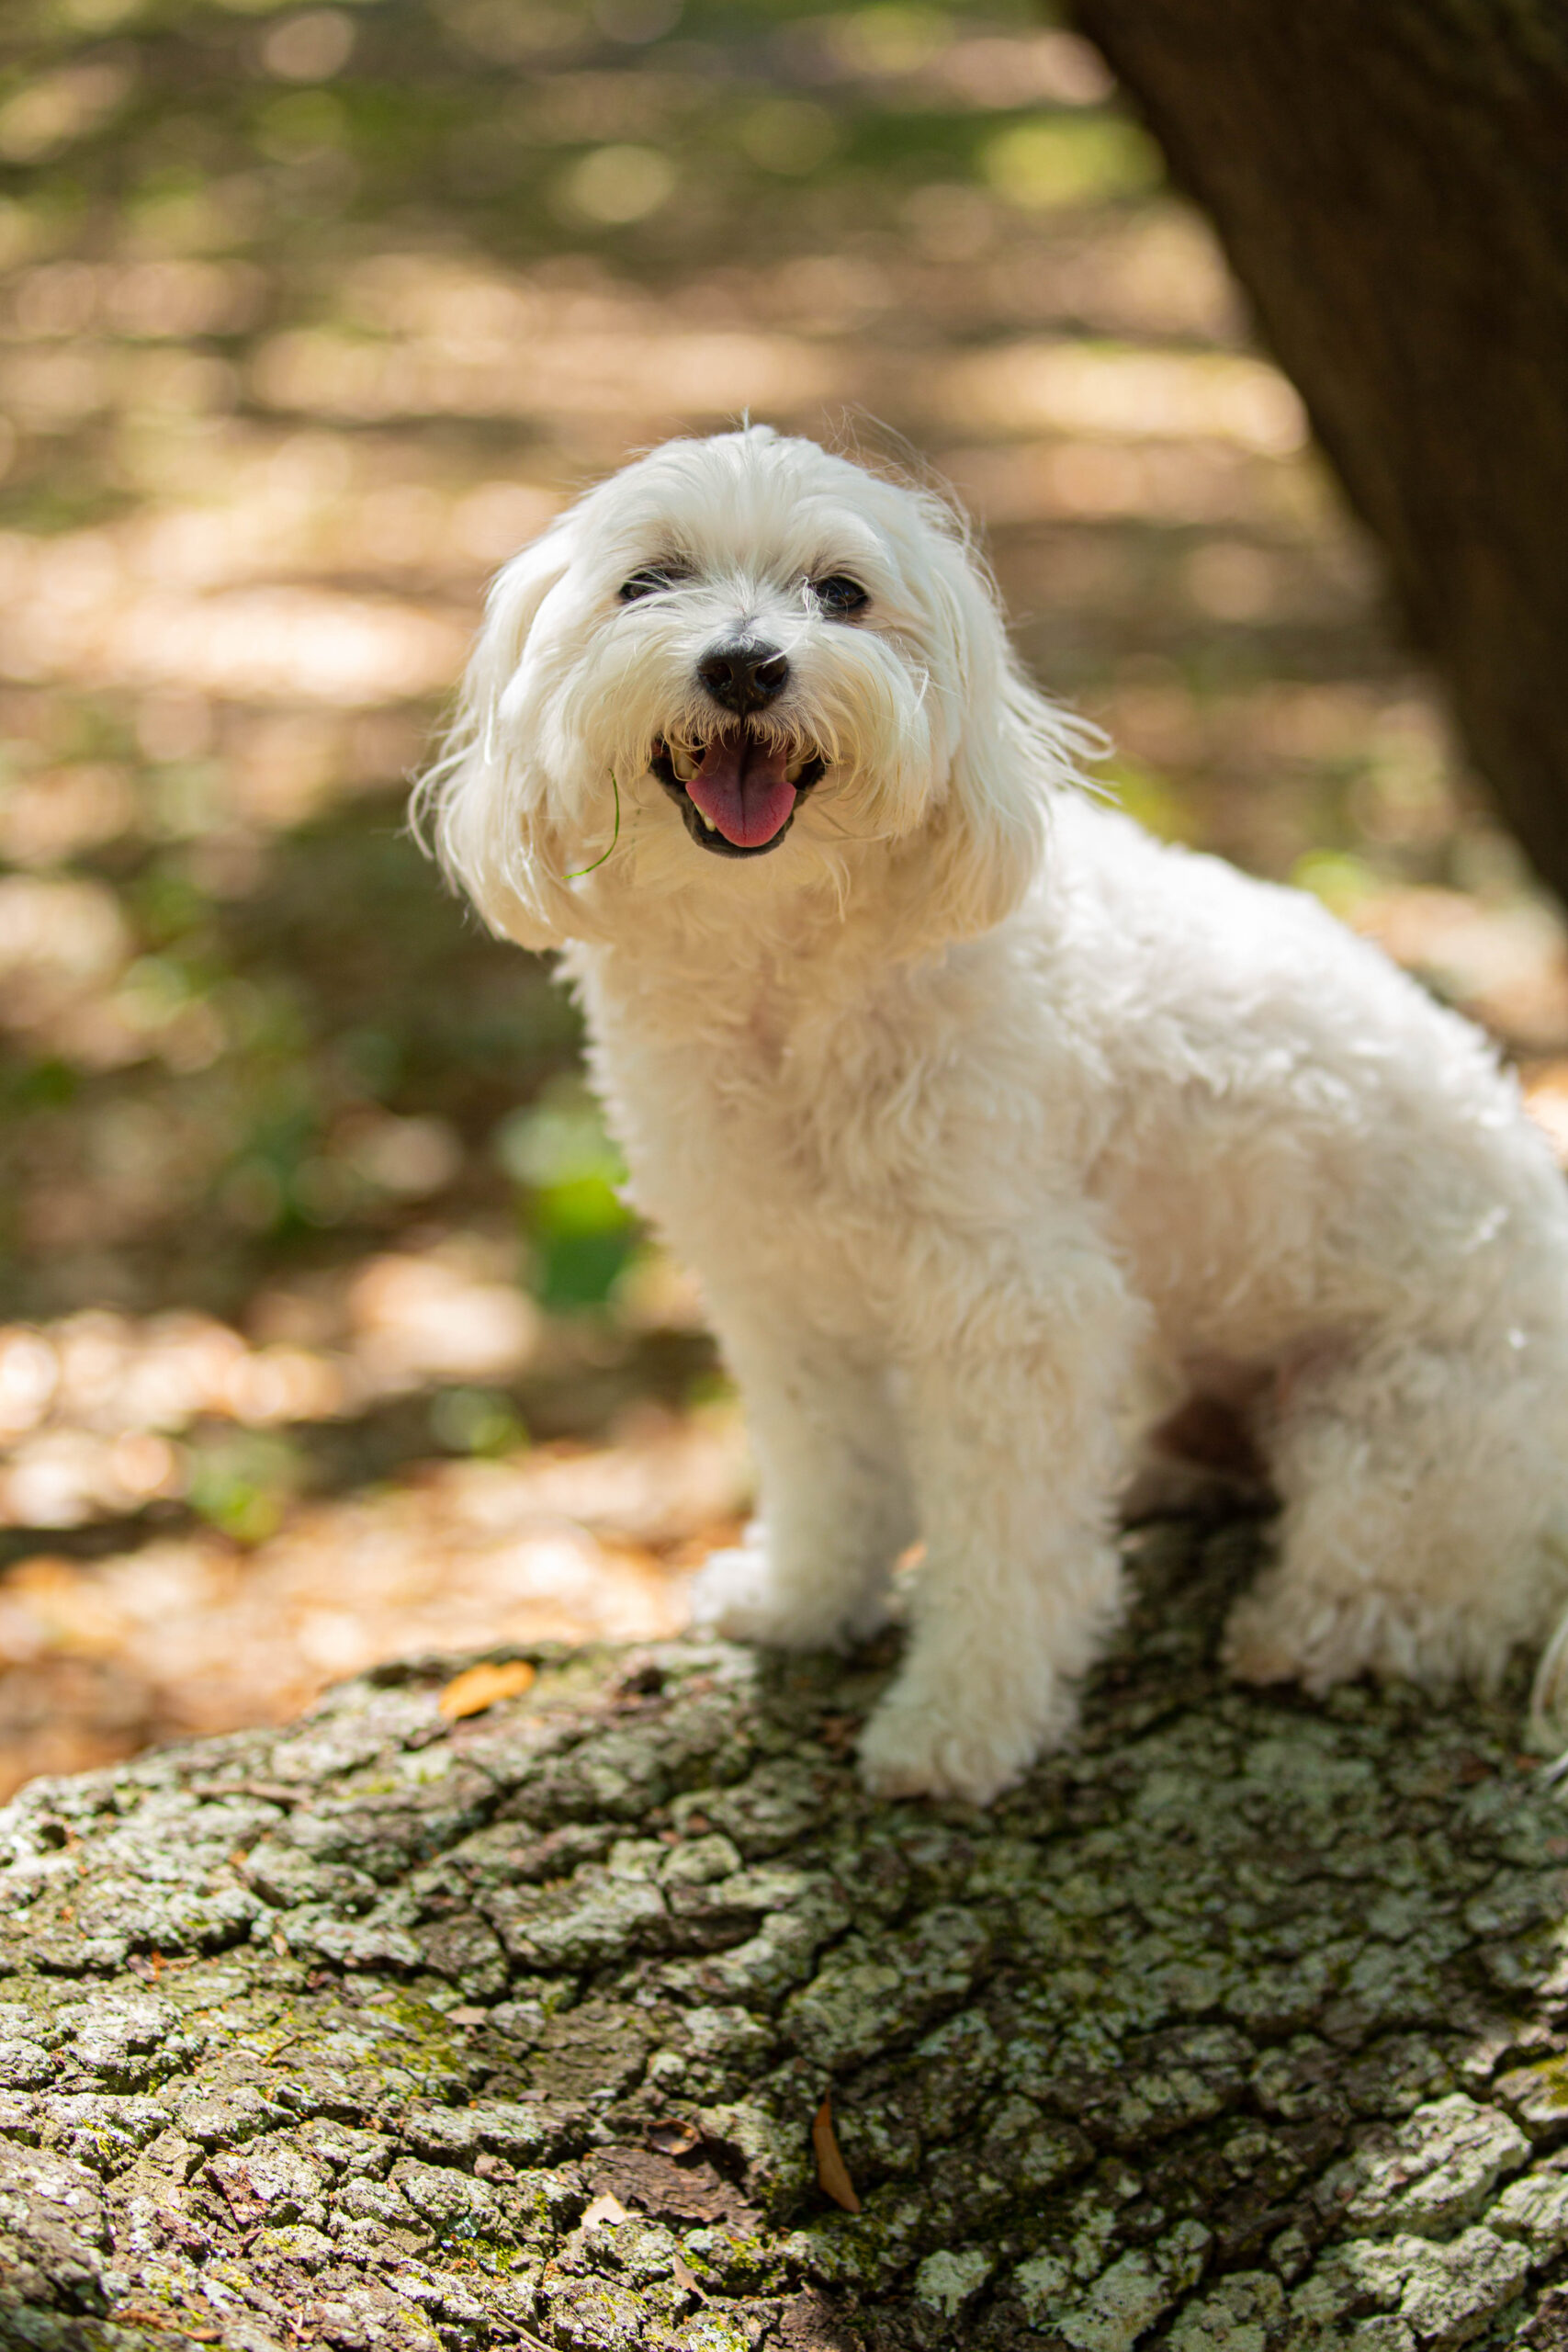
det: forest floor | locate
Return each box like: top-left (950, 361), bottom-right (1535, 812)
top-left (5, 0), bottom-right (1568, 1798)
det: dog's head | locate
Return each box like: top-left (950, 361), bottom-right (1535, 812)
top-left (417, 427), bottom-right (1096, 951)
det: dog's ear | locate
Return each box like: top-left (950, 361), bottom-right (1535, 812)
top-left (908, 517), bottom-right (1098, 944)
top-left (412, 521), bottom-right (580, 950)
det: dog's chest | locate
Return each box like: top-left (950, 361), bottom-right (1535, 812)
top-left (580, 964), bottom-right (991, 1307)
top-left (601, 1009), bottom-right (874, 1221)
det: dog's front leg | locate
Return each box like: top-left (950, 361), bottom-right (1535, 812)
top-left (689, 1309), bottom-right (915, 1651)
top-left (859, 1233), bottom-right (1142, 1804)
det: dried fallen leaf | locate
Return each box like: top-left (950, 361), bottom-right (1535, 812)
top-left (437, 1657), bottom-right (536, 1720)
top-left (446, 2005), bottom-right (489, 2026)
top-left (671, 2253), bottom-right (704, 2300)
top-left (110, 2313), bottom-right (219, 2344)
top-left (647, 2117), bottom-right (701, 2157)
top-left (581, 2191), bottom-right (630, 2229)
top-left (811, 2094), bottom-right (861, 2213)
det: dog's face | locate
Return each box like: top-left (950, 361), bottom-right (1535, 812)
top-left (420, 428), bottom-right (1092, 950)
top-left (623, 568), bottom-right (863, 864)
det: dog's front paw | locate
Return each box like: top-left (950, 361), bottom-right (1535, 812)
top-left (1221, 1590), bottom-right (1303, 1689)
top-left (1224, 1571), bottom-right (1377, 1693)
top-left (1224, 1578), bottom-right (1404, 1699)
top-left (688, 1542), bottom-right (888, 1651)
top-left (858, 1681), bottom-right (1066, 1806)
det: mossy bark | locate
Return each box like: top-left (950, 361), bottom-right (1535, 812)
top-left (4, 1522), bottom-right (1568, 2348)
top-left (1066, 0), bottom-right (1568, 904)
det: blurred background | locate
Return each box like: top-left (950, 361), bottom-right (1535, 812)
top-left (5, 0), bottom-right (1568, 1799)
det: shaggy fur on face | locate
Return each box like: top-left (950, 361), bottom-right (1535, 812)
top-left (417, 425), bottom-right (1568, 1804)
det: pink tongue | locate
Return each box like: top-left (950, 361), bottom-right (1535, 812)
top-left (686, 729), bottom-right (796, 848)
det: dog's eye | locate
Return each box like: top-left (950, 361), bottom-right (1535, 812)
top-left (619, 567), bottom-right (685, 603)
top-left (810, 573), bottom-right (869, 617)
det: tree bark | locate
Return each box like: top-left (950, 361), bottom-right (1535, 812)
top-left (3, 1519), bottom-right (1568, 2350)
top-left (1066, 0), bottom-right (1568, 903)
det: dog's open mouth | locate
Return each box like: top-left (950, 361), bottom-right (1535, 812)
top-left (651, 727), bottom-right (826, 858)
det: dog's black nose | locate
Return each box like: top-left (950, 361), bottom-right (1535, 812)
top-left (698, 638), bottom-right (790, 716)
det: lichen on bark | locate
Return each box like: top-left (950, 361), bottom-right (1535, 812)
top-left (3, 1520), bottom-right (1568, 2350)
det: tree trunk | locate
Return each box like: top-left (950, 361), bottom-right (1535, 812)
top-left (2, 1520), bottom-right (1568, 2349)
top-left (1067, 0), bottom-right (1568, 903)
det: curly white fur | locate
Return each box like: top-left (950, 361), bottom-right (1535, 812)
top-left (417, 425), bottom-right (1568, 1804)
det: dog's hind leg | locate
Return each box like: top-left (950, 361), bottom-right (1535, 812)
top-left (689, 1309), bottom-right (916, 1652)
top-left (1224, 1332), bottom-right (1568, 1696)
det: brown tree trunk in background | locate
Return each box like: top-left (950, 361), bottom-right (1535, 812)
top-left (1067, 0), bottom-right (1568, 900)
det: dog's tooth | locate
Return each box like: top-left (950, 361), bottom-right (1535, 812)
top-left (698, 808), bottom-right (716, 831)
top-left (671, 743), bottom-right (698, 782)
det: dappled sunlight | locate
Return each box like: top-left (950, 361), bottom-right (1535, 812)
top-left (253, 316), bottom-right (840, 428)
top-left (1351, 889), bottom-right (1568, 1060)
top-left (934, 340), bottom-right (1307, 454)
top-left (0, 1402), bottom-right (749, 1796)
top-left (0, 1238), bottom-right (551, 1531)
top-left (0, 1196), bottom-right (722, 1561)
top-left (2, 550), bottom-right (468, 707)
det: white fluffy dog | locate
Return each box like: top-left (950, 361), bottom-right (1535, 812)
top-left (417, 424), bottom-right (1568, 1804)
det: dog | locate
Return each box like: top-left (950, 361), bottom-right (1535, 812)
top-left (416, 424), bottom-right (1568, 1804)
